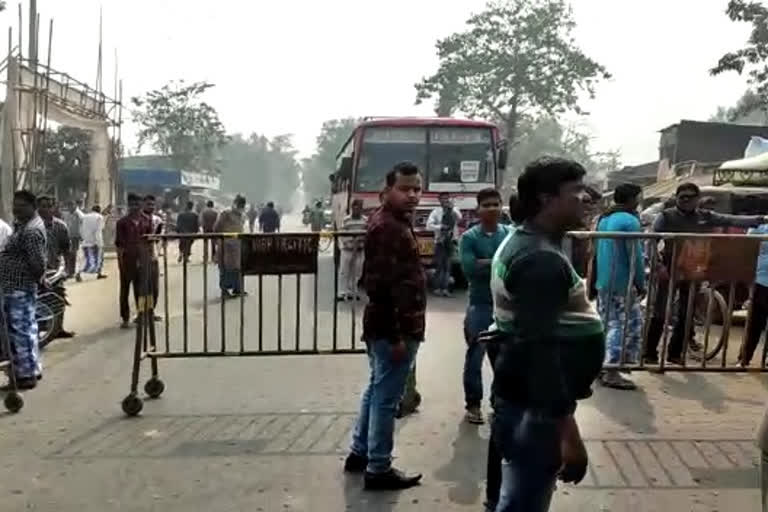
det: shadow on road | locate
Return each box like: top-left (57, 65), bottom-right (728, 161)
top-left (590, 384), bottom-right (659, 435)
top-left (432, 420), bottom-right (487, 506)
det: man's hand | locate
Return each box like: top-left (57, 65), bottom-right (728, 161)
top-left (558, 416), bottom-right (588, 484)
top-left (391, 340), bottom-right (407, 363)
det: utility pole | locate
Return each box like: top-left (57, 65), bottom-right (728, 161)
top-left (28, 0), bottom-right (37, 66)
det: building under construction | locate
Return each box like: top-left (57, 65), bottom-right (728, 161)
top-left (0, 3), bottom-right (122, 219)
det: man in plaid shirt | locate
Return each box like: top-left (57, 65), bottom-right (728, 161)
top-left (0, 190), bottom-right (47, 389)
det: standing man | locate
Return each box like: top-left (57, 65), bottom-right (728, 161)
top-left (309, 200), bottom-right (326, 232)
top-left (176, 201), bottom-right (199, 264)
top-left (458, 188), bottom-right (510, 425)
top-left (61, 200), bottom-right (82, 280)
top-left (594, 183), bottom-right (645, 390)
top-left (488, 158), bottom-right (605, 510)
top-left (142, 195), bottom-right (164, 318)
top-left (38, 196), bottom-right (71, 272)
top-left (646, 183), bottom-right (767, 364)
top-left (79, 205), bottom-right (108, 280)
top-left (200, 200), bottom-right (219, 261)
top-left (337, 198), bottom-right (367, 301)
top-left (39, 196), bottom-right (75, 341)
top-left (427, 192), bottom-right (462, 296)
top-left (344, 162), bottom-right (425, 491)
top-left (214, 195), bottom-right (246, 298)
top-left (247, 204), bottom-right (259, 233)
top-left (0, 191), bottom-right (47, 388)
top-left (740, 221), bottom-right (768, 367)
top-left (259, 201), bottom-right (280, 233)
top-left (115, 193), bottom-right (153, 328)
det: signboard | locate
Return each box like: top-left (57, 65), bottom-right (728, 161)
top-left (674, 238), bottom-right (759, 283)
top-left (181, 170), bottom-right (221, 190)
top-left (460, 161), bottom-right (480, 182)
top-left (241, 234), bottom-right (319, 275)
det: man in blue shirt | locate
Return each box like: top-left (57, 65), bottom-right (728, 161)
top-left (595, 183), bottom-right (645, 390)
top-left (741, 223), bottom-right (768, 367)
top-left (458, 188), bottom-right (511, 425)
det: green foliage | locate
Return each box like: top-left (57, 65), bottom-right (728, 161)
top-left (131, 80), bottom-right (229, 172)
top-left (415, 0), bottom-right (610, 142)
top-left (504, 116), bottom-right (620, 191)
top-left (709, 90), bottom-right (768, 124)
top-left (218, 133), bottom-right (301, 209)
top-left (711, 1), bottom-right (768, 114)
top-left (302, 118), bottom-right (360, 200)
top-left (44, 126), bottom-right (90, 201)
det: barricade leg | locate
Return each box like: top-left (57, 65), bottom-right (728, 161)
top-left (122, 307), bottom-right (146, 416)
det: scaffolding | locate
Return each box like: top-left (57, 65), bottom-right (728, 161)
top-left (0, 5), bottom-right (122, 218)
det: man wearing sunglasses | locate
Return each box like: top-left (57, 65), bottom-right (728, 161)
top-left (646, 182), bottom-right (767, 365)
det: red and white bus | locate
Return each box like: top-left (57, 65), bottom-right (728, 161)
top-left (330, 117), bottom-right (507, 263)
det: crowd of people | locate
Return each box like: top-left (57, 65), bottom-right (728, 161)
top-left (340, 157), bottom-right (768, 510)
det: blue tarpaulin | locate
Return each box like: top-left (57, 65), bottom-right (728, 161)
top-left (120, 168), bottom-right (182, 188)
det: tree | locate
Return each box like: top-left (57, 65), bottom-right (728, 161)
top-left (710, 89), bottom-right (768, 124)
top-left (711, 1), bottom-right (768, 114)
top-left (415, 0), bottom-right (610, 143)
top-left (503, 116), bottom-right (619, 191)
top-left (219, 133), bottom-right (301, 209)
top-left (302, 118), bottom-right (360, 200)
top-left (43, 126), bottom-right (91, 201)
top-left (131, 80), bottom-right (229, 172)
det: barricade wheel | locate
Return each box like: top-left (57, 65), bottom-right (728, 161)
top-left (144, 377), bottom-right (165, 399)
top-left (121, 394), bottom-right (143, 416)
top-left (4, 392), bottom-right (23, 413)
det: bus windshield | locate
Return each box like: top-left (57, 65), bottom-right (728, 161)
top-left (428, 127), bottom-right (494, 191)
top-left (356, 127), bottom-right (427, 192)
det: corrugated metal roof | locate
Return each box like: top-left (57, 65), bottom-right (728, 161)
top-left (643, 173), bottom-right (713, 200)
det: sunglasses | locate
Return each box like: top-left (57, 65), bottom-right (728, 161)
top-left (677, 194), bottom-right (698, 201)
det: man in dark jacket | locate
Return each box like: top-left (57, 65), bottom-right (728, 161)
top-left (645, 182), bottom-right (768, 364)
top-left (176, 201), bottom-right (200, 263)
top-left (259, 201), bottom-right (280, 233)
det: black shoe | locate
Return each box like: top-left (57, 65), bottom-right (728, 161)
top-left (364, 467), bottom-right (422, 491)
top-left (667, 356), bottom-right (684, 365)
top-left (644, 354), bottom-right (659, 365)
top-left (55, 330), bottom-right (76, 339)
top-left (343, 452), bottom-right (368, 473)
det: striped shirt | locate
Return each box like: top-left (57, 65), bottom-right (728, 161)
top-left (341, 214), bottom-right (367, 251)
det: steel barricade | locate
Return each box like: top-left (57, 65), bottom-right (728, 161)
top-left (121, 231), bottom-right (369, 416)
top-left (575, 230), bottom-right (768, 374)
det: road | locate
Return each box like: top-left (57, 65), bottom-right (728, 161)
top-left (0, 236), bottom-right (765, 511)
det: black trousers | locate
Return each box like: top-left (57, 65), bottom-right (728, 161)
top-left (119, 263), bottom-right (140, 322)
top-left (149, 260), bottom-right (159, 309)
top-left (485, 342), bottom-right (501, 508)
top-left (743, 283), bottom-right (768, 364)
top-left (646, 280), bottom-right (694, 360)
top-left (65, 237), bottom-right (80, 276)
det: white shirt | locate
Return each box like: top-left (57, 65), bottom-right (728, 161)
top-left (0, 218), bottom-right (12, 251)
top-left (426, 206), bottom-right (463, 241)
top-left (79, 211), bottom-right (105, 247)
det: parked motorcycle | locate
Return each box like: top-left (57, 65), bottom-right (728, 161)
top-left (37, 267), bottom-right (68, 348)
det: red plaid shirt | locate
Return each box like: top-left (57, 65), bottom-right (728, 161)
top-left (362, 206), bottom-right (427, 343)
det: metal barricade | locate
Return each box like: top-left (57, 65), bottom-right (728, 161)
top-left (575, 230), bottom-right (768, 373)
top-left (121, 231), bottom-right (368, 416)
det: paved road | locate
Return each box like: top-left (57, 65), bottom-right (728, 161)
top-left (0, 241), bottom-right (765, 511)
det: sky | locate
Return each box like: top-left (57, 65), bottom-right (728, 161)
top-left (5, 0), bottom-right (758, 167)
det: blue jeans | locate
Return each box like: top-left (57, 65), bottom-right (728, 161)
top-left (464, 303), bottom-right (493, 408)
top-left (219, 268), bottom-right (242, 293)
top-left (492, 399), bottom-right (560, 511)
top-left (2, 288), bottom-right (40, 379)
top-left (434, 242), bottom-right (453, 290)
top-left (351, 339), bottom-right (420, 473)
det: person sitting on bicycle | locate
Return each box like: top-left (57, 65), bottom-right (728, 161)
top-left (646, 182), bottom-right (768, 365)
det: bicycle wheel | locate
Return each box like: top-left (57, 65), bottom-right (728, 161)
top-left (689, 288), bottom-right (728, 362)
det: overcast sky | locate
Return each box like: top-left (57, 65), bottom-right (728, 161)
top-left (9, 0), bottom-right (757, 166)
